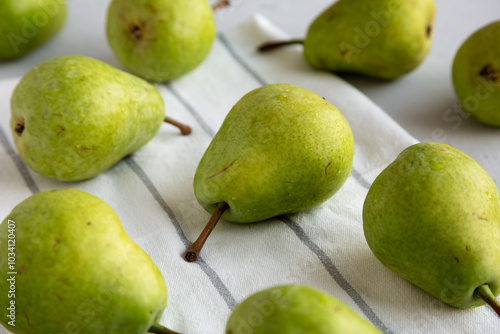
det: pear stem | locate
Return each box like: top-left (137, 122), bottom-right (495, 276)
top-left (257, 39), bottom-right (304, 52)
top-left (164, 116), bottom-right (192, 135)
top-left (184, 202), bottom-right (229, 262)
top-left (475, 284), bottom-right (500, 317)
top-left (149, 322), bottom-right (181, 334)
top-left (212, 0), bottom-right (230, 11)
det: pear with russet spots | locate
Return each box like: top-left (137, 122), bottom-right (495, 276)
top-left (363, 142), bottom-right (500, 315)
top-left (0, 189), bottom-right (180, 334)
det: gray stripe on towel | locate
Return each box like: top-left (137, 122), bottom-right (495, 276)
top-left (124, 156), bottom-right (238, 309)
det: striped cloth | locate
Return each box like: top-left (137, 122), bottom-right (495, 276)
top-left (1, 11), bottom-right (499, 334)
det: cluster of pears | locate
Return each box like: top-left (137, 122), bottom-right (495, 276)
top-left (3, 143), bottom-right (500, 331)
top-left (0, 0), bottom-right (67, 60)
top-left (363, 142), bottom-right (500, 315)
top-left (259, 0), bottom-right (436, 80)
top-left (1, 0), bottom-right (223, 83)
top-left (3, 0), bottom-right (500, 332)
top-left (0, 191), bottom-right (384, 334)
top-left (6, 0), bottom-right (230, 181)
top-left (0, 189), bottom-right (180, 334)
top-left (1, 80), bottom-right (363, 333)
top-left (258, 0), bottom-right (499, 126)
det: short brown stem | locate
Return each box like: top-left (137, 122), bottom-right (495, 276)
top-left (149, 322), bottom-right (181, 334)
top-left (164, 116), bottom-right (192, 135)
top-left (184, 203), bottom-right (229, 262)
top-left (212, 0), bottom-right (230, 11)
top-left (257, 39), bottom-right (304, 52)
top-left (475, 284), bottom-right (500, 317)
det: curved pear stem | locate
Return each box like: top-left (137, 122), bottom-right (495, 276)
top-left (164, 116), bottom-right (192, 135)
top-left (212, 0), bottom-right (230, 11)
top-left (184, 202), bottom-right (229, 262)
top-left (257, 39), bottom-right (304, 53)
top-left (475, 284), bottom-right (500, 317)
top-left (149, 322), bottom-right (181, 334)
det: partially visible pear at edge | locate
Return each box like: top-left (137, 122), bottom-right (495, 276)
top-left (0, 189), bottom-right (174, 334)
top-left (0, 0), bottom-right (67, 60)
top-left (226, 285), bottom-right (381, 334)
top-left (363, 142), bottom-right (500, 313)
top-left (452, 20), bottom-right (500, 127)
top-left (10, 55), bottom-right (165, 181)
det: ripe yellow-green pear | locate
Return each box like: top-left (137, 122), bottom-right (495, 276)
top-left (184, 83), bottom-right (354, 261)
top-left (11, 55), bottom-right (189, 182)
top-left (363, 142), bottom-right (500, 315)
top-left (226, 285), bottom-right (382, 333)
top-left (106, 0), bottom-right (216, 82)
top-left (0, 0), bottom-right (67, 60)
top-left (452, 20), bottom-right (500, 126)
top-left (0, 189), bottom-right (180, 334)
top-left (259, 0), bottom-right (436, 80)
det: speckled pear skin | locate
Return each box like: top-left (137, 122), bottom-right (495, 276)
top-left (194, 83), bottom-right (354, 223)
top-left (452, 20), bottom-right (500, 127)
top-left (0, 189), bottom-right (168, 334)
top-left (0, 0), bottom-right (67, 60)
top-left (363, 142), bottom-right (500, 308)
top-left (106, 0), bottom-right (216, 82)
top-left (10, 55), bottom-right (165, 181)
top-left (303, 0), bottom-right (435, 80)
top-left (226, 285), bottom-right (381, 334)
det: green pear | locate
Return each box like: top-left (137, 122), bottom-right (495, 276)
top-left (0, 0), bottom-right (67, 60)
top-left (226, 285), bottom-right (382, 334)
top-left (106, 0), bottom-right (216, 82)
top-left (184, 83), bottom-right (354, 261)
top-left (363, 142), bottom-right (500, 315)
top-left (0, 189), bottom-right (180, 334)
top-left (259, 0), bottom-right (435, 80)
top-left (10, 55), bottom-right (189, 182)
top-left (452, 20), bottom-right (500, 127)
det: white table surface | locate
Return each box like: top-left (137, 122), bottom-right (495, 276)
top-left (1, 0), bottom-right (499, 182)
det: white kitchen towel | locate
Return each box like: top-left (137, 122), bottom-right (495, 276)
top-left (0, 8), bottom-right (499, 334)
